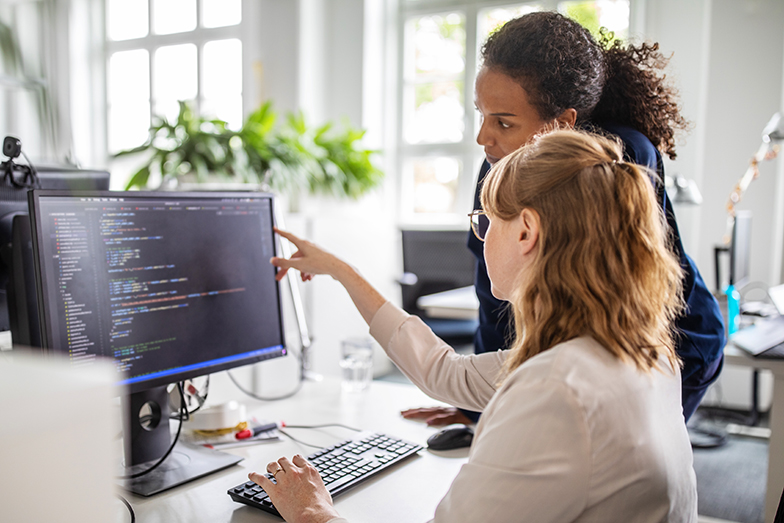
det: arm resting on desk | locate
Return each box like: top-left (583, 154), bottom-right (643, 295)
top-left (370, 301), bottom-right (504, 412)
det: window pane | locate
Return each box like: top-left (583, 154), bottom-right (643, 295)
top-left (153, 44), bottom-right (198, 107)
top-left (202, 96), bottom-right (243, 130)
top-left (404, 81), bottom-right (464, 144)
top-left (202, 39), bottom-right (242, 99)
top-left (152, 0), bottom-right (197, 35)
top-left (405, 157), bottom-right (462, 215)
top-left (202, 0), bottom-right (241, 28)
top-left (107, 0), bottom-right (148, 41)
top-left (478, 5), bottom-right (541, 45)
top-left (152, 100), bottom-right (181, 125)
top-left (108, 50), bottom-right (149, 104)
top-left (405, 12), bottom-right (465, 81)
top-left (108, 101), bottom-right (151, 153)
top-left (558, 0), bottom-right (630, 40)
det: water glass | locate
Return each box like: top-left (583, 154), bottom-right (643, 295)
top-left (340, 338), bottom-right (374, 392)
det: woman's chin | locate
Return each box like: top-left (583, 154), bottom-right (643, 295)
top-left (490, 286), bottom-right (507, 301)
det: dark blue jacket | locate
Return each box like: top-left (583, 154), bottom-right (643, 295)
top-left (467, 124), bottom-right (725, 401)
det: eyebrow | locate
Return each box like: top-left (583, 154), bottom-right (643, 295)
top-left (489, 112), bottom-right (517, 117)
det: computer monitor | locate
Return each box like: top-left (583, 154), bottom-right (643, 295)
top-left (28, 190), bottom-right (287, 495)
top-left (0, 166), bottom-right (111, 340)
top-left (730, 211), bottom-right (752, 288)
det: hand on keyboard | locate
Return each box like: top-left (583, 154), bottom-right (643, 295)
top-left (229, 432), bottom-right (423, 517)
top-left (248, 454), bottom-right (341, 523)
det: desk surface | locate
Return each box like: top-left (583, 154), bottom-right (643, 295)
top-left (126, 376), bottom-right (465, 523)
top-left (416, 286), bottom-right (478, 321)
top-left (723, 342), bottom-right (784, 522)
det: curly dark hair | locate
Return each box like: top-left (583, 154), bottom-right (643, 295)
top-left (481, 11), bottom-right (688, 159)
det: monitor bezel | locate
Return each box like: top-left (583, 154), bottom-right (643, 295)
top-left (28, 189), bottom-right (287, 393)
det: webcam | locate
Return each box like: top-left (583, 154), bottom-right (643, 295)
top-left (3, 136), bottom-right (21, 159)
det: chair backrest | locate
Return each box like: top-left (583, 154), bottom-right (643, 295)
top-left (400, 230), bottom-right (476, 315)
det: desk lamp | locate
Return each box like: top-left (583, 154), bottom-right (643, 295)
top-left (722, 112), bottom-right (784, 333)
top-left (666, 174), bottom-right (703, 205)
top-left (724, 112), bottom-right (784, 243)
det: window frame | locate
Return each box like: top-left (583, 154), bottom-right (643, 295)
top-left (103, 0), bottom-right (246, 156)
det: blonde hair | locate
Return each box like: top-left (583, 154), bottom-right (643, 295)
top-left (480, 130), bottom-right (684, 376)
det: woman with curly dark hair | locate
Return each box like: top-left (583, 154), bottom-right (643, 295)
top-left (403, 11), bottom-right (725, 430)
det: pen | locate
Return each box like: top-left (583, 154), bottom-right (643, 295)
top-left (235, 421), bottom-right (281, 440)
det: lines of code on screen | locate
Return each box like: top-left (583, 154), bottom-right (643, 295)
top-left (36, 195), bottom-right (284, 385)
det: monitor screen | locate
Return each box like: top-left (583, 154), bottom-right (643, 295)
top-left (29, 191), bottom-right (286, 393)
top-left (0, 166), bottom-right (111, 334)
top-left (730, 210), bottom-right (752, 288)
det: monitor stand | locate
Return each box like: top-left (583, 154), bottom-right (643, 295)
top-left (119, 385), bottom-right (243, 496)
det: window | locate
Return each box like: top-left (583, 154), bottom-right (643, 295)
top-left (104, 0), bottom-right (243, 155)
top-left (397, 0), bottom-right (631, 225)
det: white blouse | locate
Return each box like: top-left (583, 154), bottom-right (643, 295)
top-left (327, 302), bottom-right (697, 523)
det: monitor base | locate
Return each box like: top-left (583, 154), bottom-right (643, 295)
top-left (119, 441), bottom-right (242, 497)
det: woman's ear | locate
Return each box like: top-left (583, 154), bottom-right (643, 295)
top-left (518, 208), bottom-right (540, 255)
top-left (555, 108), bottom-right (577, 129)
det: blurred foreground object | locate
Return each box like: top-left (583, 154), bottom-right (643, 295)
top-left (0, 351), bottom-right (118, 522)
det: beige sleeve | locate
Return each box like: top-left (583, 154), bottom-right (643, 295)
top-left (369, 301), bottom-right (505, 412)
top-left (432, 377), bottom-right (591, 522)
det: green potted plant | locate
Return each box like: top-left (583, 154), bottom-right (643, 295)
top-left (115, 101), bottom-right (384, 201)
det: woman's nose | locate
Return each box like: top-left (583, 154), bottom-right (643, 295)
top-left (476, 121), bottom-right (492, 146)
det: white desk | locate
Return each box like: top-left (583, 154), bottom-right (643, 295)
top-left (416, 286), bottom-right (479, 321)
top-left (724, 344), bottom-right (784, 522)
top-left (125, 376), bottom-right (466, 523)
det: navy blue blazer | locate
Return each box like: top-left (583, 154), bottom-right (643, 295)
top-left (467, 124), bottom-right (725, 404)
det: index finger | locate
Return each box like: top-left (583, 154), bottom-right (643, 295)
top-left (273, 227), bottom-right (302, 246)
top-left (249, 471), bottom-right (275, 491)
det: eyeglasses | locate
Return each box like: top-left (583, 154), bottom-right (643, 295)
top-left (468, 210), bottom-right (489, 242)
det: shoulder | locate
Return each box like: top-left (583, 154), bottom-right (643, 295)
top-left (591, 122), bottom-right (661, 172)
top-left (501, 336), bottom-right (680, 419)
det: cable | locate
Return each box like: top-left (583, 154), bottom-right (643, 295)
top-left (117, 382), bottom-right (186, 480)
top-left (284, 423), bottom-right (361, 432)
top-left (20, 150), bottom-right (39, 188)
top-left (276, 423), bottom-right (363, 449)
top-left (169, 376), bottom-right (210, 421)
top-left (276, 428), bottom-right (326, 449)
top-left (116, 493), bottom-right (136, 523)
top-left (187, 375), bottom-right (210, 415)
top-left (227, 366), bottom-right (304, 401)
top-left (688, 424), bottom-right (728, 449)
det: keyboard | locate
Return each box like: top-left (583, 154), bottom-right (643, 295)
top-left (228, 431), bottom-right (423, 517)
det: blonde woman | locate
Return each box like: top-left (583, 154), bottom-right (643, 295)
top-left (252, 130), bottom-right (697, 523)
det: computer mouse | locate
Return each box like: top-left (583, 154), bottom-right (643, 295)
top-left (426, 424), bottom-right (474, 451)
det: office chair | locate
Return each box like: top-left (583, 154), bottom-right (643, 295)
top-left (398, 230), bottom-right (478, 347)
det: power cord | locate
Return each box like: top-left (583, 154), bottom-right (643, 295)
top-left (169, 376), bottom-right (210, 421)
top-left (228, 363), bottom-right (304, 401)
top-left (277, 423), bottom-right (362, 449)
top-left (284, 423), bottom-right (361, 432)
top-left (116, 493), bottom-right (136, 523)
top-left (117, 382), bottom-right (186, 480)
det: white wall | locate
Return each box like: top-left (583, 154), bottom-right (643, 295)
top-left (254, 0), bottom-right (399, 381)
top-left (644, 0), bottom-right (784, 410)
top-left (648, 0), bottom-right (784, 290)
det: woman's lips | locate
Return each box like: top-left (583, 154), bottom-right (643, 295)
top-left (485, 153), bottom-right (501, 165)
